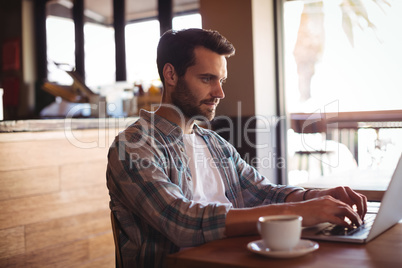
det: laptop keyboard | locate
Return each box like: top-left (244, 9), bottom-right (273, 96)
top-left (320, 214), bottom-right (376, 236)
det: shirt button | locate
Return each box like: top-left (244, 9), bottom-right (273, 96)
top-left (180, 147), bottom-right (184, 152)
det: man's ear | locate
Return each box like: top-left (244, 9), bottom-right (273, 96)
top-left (163, 63), bottom-right (177, 87)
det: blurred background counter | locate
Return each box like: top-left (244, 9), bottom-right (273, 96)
top-left (0, 116), bottom-right (138, 267)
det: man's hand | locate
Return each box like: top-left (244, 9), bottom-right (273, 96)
top-left (287, 195), bottom-right (364, 227)
top-left (226, 186), bottom-right (368, 237)
top-left (290, 186), bottom-right (367, 227)
top-left (313, 186), bottom-right (367, 219)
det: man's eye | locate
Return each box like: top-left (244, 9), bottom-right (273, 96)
top-left (220, 79), bottom-right (227, 85)
top-left (202, 77), bottom-right (211, 83)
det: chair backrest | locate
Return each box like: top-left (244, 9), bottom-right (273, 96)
top-left (111, 211), bottom-right (123, 268)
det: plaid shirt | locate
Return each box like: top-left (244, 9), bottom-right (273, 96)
top-left (106, 110), bottom-right (301, 268)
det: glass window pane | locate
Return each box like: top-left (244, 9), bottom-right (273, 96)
top-left (173, 13), bottom-right (202, 30)
top-left (84, 22), bottom-right (115, 88)
top-left (283, 0), bottom-right (402, 189)
top-left (84, 0), bottom-right (115, 89)
top-left (46, 16), bottom-right (75, 85)
top-left (125, 19), bottom-right (160, 85)
top-left (284, 0), bottom-right (402, 113)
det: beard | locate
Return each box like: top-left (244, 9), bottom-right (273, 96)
top-left (171, 77), bottom-right (218, 121)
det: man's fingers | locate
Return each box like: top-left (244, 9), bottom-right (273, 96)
top-left (329, 186), bottom-right (367, 220)
top-left (323, 196), bottom-right (363, 227)
top-left (327, 215), bottom-right (350, 227)
top-left (343, 207), bottom-right (363, 226)
top-left (344, 187), bottom-right (367, 219)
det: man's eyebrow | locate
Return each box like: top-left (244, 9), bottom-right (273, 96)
top-left (199, 73), bottom-right (216, 77)
top-left (199, 73), bottom-right (227, 80)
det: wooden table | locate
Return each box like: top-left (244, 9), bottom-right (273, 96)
top-left (166, 222), bottom-right (402, 267)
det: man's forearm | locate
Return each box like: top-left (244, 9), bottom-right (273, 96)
top-left (224, 204), bottom-right (294, 237)
top-left (285, 189), bottom-right (319, 202)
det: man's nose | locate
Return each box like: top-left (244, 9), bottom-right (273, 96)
top-left (212, 82), bottom-right (225, 99)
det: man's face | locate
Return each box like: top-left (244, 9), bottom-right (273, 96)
top-left (171, 47), bottom-right (227, 121)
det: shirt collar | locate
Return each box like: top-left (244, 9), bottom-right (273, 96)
top-left (140, 109), bottom-right (183, 137)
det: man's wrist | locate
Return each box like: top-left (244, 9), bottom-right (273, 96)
top-left (303, 188), bottom-right (321, 200)
top-left (303, 189), bottom-right (313, 200)
top-left (285, 189), bottom-right (305, 202)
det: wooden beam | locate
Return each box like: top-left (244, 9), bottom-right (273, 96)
top-left (158, 0), bottom-right (173, 35)
top-left (34, 0), bottom-right (54, 115)
top-left (33, 0), bottom-right (47, 82)
top-left (73, 0), bottom-right (85, 81)
top-left (113, 0), bottom-right (127, 81)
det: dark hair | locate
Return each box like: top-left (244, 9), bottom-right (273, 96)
top-left (156, 28), bottom-right (235, 85)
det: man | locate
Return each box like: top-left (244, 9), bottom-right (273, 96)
top-left (107, 28), bottom-right (367, 268)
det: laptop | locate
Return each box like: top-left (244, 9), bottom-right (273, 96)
top-left (302, 154), bottom-right (402, 243)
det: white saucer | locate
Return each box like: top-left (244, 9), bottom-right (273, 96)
top-left (247, 239), bottom-right (319, 258)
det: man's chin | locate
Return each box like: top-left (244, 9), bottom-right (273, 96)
top-left (183, 106), bottom-right (217, 121)
top-left (194, 111), bottom-right (215, 122)
top-left (204, 111), bottom-right (216, 121)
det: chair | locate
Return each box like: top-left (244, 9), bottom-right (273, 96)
top-left (111, 211), bottom-right (123, 268)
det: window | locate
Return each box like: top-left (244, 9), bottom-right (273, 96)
top-left (46, 7), bottom-right (201, 89)
top-left (46, 0), bottom-right (115, 88)
top-left (282, 0), bottom-right (402, 193)
top-left (284, 0), bottom-right (402, 113)
top-left (45, 4), bottom-right (201, 117)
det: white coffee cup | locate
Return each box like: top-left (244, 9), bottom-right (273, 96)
top-left (257, 215), bottom-right (303, 251)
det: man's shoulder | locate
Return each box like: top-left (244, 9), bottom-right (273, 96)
top-left (114, 117), bottom-right (155, 142)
